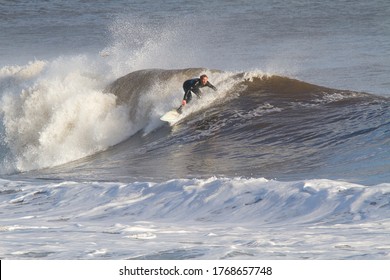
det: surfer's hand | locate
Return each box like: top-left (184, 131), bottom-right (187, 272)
top-left (182, 100), bottom-right (186, 106)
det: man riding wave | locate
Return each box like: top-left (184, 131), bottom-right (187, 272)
top-left (177, 74), bottom-right (217, 114)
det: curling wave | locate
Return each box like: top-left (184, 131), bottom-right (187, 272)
top-left (2, 67), bottom-right (388, 185)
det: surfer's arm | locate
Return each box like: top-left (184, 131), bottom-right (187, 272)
top-left (206, 81), bottom-right (217, 91)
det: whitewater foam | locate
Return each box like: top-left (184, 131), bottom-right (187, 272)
top-left (0, 56), bottom-right (135, 172)
top-left (1, 176), bottom-right (389, 259)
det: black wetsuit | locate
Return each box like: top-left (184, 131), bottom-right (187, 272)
top-left (182, 78), bottom-right (217, 103)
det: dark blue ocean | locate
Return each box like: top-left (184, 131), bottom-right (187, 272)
top-left (0, 0), bottom-right (389, 260)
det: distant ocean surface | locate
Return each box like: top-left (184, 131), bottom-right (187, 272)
top-left (1, 0), bottom-right (389, 260)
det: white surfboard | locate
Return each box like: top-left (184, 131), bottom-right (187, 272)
top-left (160, 109), bottom-right (181, 125)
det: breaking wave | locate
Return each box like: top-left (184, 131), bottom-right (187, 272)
top-left (1, 65), bottom-right (388, 184)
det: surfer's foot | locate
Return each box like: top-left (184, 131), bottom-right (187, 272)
top-left (177, 106), bottom-right (183, 114)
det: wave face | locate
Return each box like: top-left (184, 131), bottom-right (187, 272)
top-left (4, 68), bottom-right (388, 185)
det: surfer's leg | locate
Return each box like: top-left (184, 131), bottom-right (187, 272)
top-left (178, 87), bottom-right (192, 114)
top-left (182, 88), bottom-right (193, 103)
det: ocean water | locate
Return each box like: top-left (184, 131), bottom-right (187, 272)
top-left (0, 0), bottom-right (389, 260)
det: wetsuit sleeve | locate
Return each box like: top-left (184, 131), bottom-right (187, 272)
top-left (206, 81), bottom-right (217, 91)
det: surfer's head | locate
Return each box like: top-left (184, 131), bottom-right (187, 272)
top-left (200, 74), bottom-right (208, 86)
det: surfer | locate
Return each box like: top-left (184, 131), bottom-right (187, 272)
top-left (177, 74), bottom-right (217, 114)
